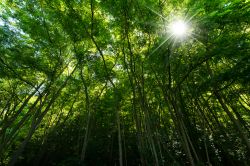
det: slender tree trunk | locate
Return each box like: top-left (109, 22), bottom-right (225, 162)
top-left (117, 109), bottom-right (123, 166)
top-left (80, 67), bottom-right (92, 162)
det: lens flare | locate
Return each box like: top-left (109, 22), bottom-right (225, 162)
top-left (170, 20), bottom-right (188, 37)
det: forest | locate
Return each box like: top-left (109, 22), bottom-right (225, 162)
top-left (0, 0), bottom-right (250, 165)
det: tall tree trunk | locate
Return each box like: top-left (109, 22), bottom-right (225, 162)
top-left (80, 68), bottom-right (92, 162)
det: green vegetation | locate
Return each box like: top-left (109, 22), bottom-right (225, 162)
top-left (0, 0), bottom-right (250, 165)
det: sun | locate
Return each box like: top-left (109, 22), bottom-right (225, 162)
top-left (169, 20), bottom-right (188, 37)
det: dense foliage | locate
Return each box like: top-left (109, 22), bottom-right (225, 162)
top-left (0, 0), bottom-right (250, 165)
